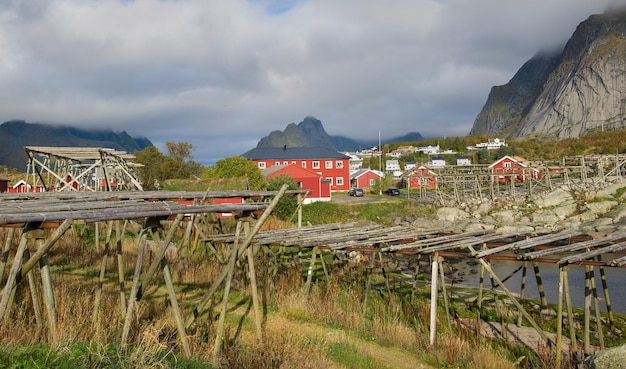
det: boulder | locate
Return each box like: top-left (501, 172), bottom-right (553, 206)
top-left (491, 210), bottom-right (518, 224)
top-left (534, 187), bottom-right (574, 208)
top-left (583, 344), bottom-right (626, 369)
top-left (586, 201), bottom-right (618, 216)
top-left (434, 207), bottom-right (469, 222)
top-left (594, 181), bottom-right (626, 199)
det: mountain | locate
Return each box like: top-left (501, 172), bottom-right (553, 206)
top-left (470, 7), bottom-right (626, 140)
top-left (0, 120), bottom-right (153, 171)
top-left (256, 116), bottom-right (423, 152)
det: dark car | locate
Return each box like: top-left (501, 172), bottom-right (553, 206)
top-left (348, 188), bottom-right (365, 197)
top-left (384, 187), bottom-right (400, 196)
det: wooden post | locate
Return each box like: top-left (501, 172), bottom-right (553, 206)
top-left (36, 232), bottom-right (58, 342)
top-left (303, 247), bottom-right (318, 295)
top-left (584, 265), bottom-right (592, 354)
top-left (24, 248), bottom-right (43, 325)
top-left (379, 252), bottom-right (391, 295)
top-left (297, 193), bottom-right (303, 228)
top-left (0, 231), bottom-right (28, 321)
top-left (244, 221), bottom-right (263, 341)
top-left (563, 266), bottom-right (578, 360)
top-left (438, 256), bottom-right (451, 332)
top-left (556, 266), bottom-right (564, 367)
top-left (590, 268), bottom-right (604, 349)
top-left (213, 220), bottom-right (242, 366)
top-left (116, 220), bottom-right (127, 317)
top-left (121, 230), bottom-right (148, 345)
top-left (533, 262), bottom-right (548, 309)
top-left (517, 262), bottom-right (528, 327)
top-left (161, 257), bottom-right (192, 358)
top-left (0, 228), bottom-right (15, 284)
top-left (93, 221), bottom-right (114, 325)
top-left (429, 253), bottom-right (438, 346)
top-left (477, 256), bottom-right (485, 310)
top-left (597, 256), bottom-right (615, 332)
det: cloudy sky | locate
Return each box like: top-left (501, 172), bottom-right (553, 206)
top-left (0, 0), bottom-right (621, 165)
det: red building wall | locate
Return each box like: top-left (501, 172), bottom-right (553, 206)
top-left (255, 158), bottom-right (350, 191)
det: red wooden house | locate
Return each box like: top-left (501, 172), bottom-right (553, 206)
top-left (350, 169), bottom-right (383, 190)
top-left (262, 164), bottom-right (331, 204)
top-left (242, 147), bottom-right (350, 191)
top-left (489, 156), bottom-right (540, 183)
top-left (403, 166), bottom-right (437, 190)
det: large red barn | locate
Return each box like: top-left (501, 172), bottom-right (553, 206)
top-left (242, 147), bottom-right (350, 192)
top-left (489, 156), bottom-right (540, 183)
top-left (262, 164), bottom-right (331, 203)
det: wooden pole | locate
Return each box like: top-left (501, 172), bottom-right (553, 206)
top-left (590, 267), bottom-right (604, 350)
top-left (517, 262), bottom-right (528, 327)
top-left (213, 220), bottom-right (242, 366)
top-left (0, 228), bottom-right (15, 284)
top-left (597, 256), bottom-right (615, 332)
top-left (116, 220), bottom-right (127, 317)
top-left (121, 230), bottom-right (148, 345)
top-left (0, 231), bottom-right (28, 322)
top-left (244, 221), bottom-right (263, 341)
top-left (533, 262), bottom-right (548, 309)
top-left (93, 221), bottom-right (114, 325)
top-left (438, 256), bottom-right (451, 332)
top-left (303, 247), bottom-right (318, 295)
top-left (556, 266), bottom-right (564, 367)
top-left (584, 265), bottom-right (592, 354)
top-left (161, 257), bottom-right (192, 358)
top-left (24, 248), bottom-right (43, 325)
top-left (429, 253), bottom-right (438, 346)
top-left (36, 234), bottom-right (57, 342)
top-left (563, 266), bottom-right (578, 360)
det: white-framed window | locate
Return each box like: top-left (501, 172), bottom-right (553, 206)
top-left (369, 179), bottom-right (375, 186)
top-left (336, 177), bottom-right (344, 186)
top-left (326, 177), bottom-right (333, 185)
top-left (283, 161), bottom-right (289, 165)
top-left (325, 160), bottom-right (333, 169)
top-left (291, 161), bottom-right (296, 164)
top-left (312, 161), bottom-right (320, 169)
top-left (336, 161), bottom-right (344, 169)
top-left (504, 162), bottom-right (512, 168)
top-left (258, 162), bottom-right (266, 169)
top-left (275, 161), bottom-right (280, 166)
top-left (302, 162), bottom-right (307, 168)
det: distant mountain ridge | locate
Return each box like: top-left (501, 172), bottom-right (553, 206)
top-left (470, 7), bottom-right (626, 139)
top-left (256, 116), bottom-right (423, 152)
top-left (0, 120), bottom-right (153, 171)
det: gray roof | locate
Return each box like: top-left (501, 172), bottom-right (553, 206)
top-left (242, 147), bottom-right (350, 160)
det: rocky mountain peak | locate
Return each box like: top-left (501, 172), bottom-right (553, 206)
top-left (470, 8), bottom-right (626, 140)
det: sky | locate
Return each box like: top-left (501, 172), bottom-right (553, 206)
top-left (0, 0), bottom-right (622, 165)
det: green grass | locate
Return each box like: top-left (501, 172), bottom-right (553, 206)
top-left (327, 342), bottom-right (390, 369)
top-left (301, 200), bottom-right (434, 226)
top-left (0, 343), bottom-right (209, 369)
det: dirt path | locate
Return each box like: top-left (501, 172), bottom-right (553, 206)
top-left (267, 315), bottom-right (435, 369)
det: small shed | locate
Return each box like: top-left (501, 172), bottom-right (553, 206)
top-left (404, 166), bottom-right (437, 190)
top-left (0, 178), bottom-right (8, 193)
top-left (350, 169), bottom-right (383, 190)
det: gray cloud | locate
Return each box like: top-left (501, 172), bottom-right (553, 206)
top-left (0, 0), bottom-right (621, 164)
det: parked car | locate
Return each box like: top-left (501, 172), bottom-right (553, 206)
top-left (384, 187), bottom-right (400, 196)
top-left (348, 188), bottom-right (365, 197)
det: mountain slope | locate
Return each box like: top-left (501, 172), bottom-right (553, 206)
top-left (470, 7), bottom-right (626, 140)
top-left (256, 116), bottom-right (423, 152)
top-left (0, 120), bottom-right (153, 171)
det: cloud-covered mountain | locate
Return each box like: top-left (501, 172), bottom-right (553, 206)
top-left (256, 116), bottom-right (423, 152)
top-left (470, 7), bottom-right (626, 140)
top-left (0, 120), bottom-right (153, 171)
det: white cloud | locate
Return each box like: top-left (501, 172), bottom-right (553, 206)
top-left (0, 0), bottom-right (621, 164)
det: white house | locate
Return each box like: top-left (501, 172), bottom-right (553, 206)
top-left (427, 156), bottom-right (446, 168)
top-left (385, 159), bottom-right (401, 172)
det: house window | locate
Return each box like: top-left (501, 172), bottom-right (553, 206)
top-left (283, 161), bottom-right (289, 165)
top-left (291, 161), bottom-right (296, 164)
top-left (302, 162), bottom-right (307, 168)
top-left (258, 162), bottom-right (266, 169)
top-left (504, 162), bottom-right (512, 168)
top-left (336, 177), bottom-right (344, 186)
top-left (325, 161), bottom-right (333, 169)
top-left (369, 179), bottom-right (375, 186)
top-left (312, 161), bottom-right (320, 169)
top-left (275, 161), bottom-right (280, 166)
top-left (326, 177), bottom-right (333, 185)
top-left (336, 161), bottom-right (344, 168)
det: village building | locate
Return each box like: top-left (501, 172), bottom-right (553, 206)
top-left (241, 147), bottom-right (350, 191)
top-left (350, 169), bottom-right (383, 190)
top-left (417, 144), bottom-right (440, 155)
top-left (262, 164), bottom-right (331, 204)
top-left (468, 138), bottom-right (507, 150)
top-left (0, 178), bottom-right (7, 193)
top-left (456, 156), bottom-right (472, 166)
top-left (427, 156), bottom-right (446, 168)
top-left (385, 159), bottom-right (401, 172)
top-left (489, 155), bottom-right (540, 183)
top-left (403, 166), bottom-right (437, 190)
